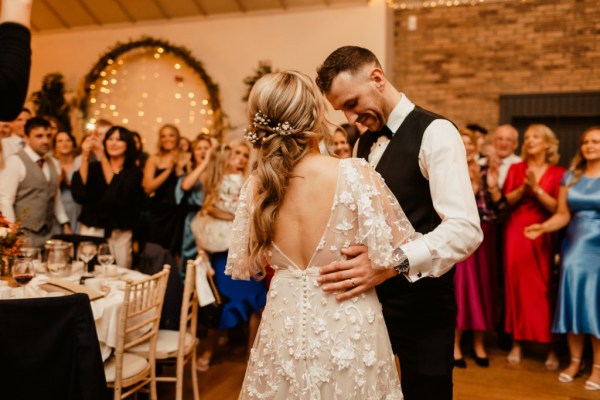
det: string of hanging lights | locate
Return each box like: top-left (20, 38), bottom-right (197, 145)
top-left (385, 0), bottom-right (524, 10)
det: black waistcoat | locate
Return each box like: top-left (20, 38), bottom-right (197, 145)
top-left (357, 106), bottom-right (456, 327)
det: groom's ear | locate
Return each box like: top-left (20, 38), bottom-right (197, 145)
top-left (369, 68), bottom-right (386, 91)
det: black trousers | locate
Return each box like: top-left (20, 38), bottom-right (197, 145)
top-left (378, 270), bottom-right (457, 400)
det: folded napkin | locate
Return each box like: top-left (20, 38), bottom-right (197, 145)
top-left (195, 253), bottom-right (217, 307)
top-left (41, 278), bottom-right (104, 301)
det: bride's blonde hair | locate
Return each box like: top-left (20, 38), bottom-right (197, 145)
top-left (245, 70), bottom-right (329, 278)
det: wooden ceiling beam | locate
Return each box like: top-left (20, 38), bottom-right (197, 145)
top-left (113, 0), bottom-right (136, 23)
top-left (191, 0), bottom-right (209, 16)
top-left (151, 0), bottom-right (171, 19)
top-left (76, 0), bottom-right (102, 25)
top-left (40, 0), bottom-right (71, 28)
top-left (233, 0), bottom-right (247, 13)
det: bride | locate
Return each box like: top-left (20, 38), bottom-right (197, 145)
top-left (226, 70), bottom-right (418, 399)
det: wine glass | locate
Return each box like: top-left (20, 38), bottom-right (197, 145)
top-left (12, 258), bottom-right (35, 297)
top-left (97, 244), bottom-right (115, 273)
top-left (46, 245), bottom-right (69, 277)
top-left (78, 242), bottom-right (97, 274)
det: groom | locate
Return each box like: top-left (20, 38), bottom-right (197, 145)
top-left (316, 46), bottom-right (482, 399)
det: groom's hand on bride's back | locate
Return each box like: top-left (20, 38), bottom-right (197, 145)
top-left (318, 245), bottom-right (397, 301)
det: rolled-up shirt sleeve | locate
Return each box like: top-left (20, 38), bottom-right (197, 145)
top-left (400, 119), bottom-right (483, 282)
top-left (0, 155), bottom-right (24, 222)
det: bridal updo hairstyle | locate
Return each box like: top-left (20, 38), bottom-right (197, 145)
top-left (245, 70), bottom-right (330, 278)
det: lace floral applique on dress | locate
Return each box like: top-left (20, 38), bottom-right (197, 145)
top-left (226, 158), bottom-right (418, 399)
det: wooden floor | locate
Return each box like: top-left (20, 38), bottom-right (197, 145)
top-left (156, 341), bottom-right (600, 400)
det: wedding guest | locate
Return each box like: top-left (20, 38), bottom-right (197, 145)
top-left (491, 124), bottom-right (523, 350)
top-left (176, 134), bottom-right (215, 276)
top-left (71, 126), bottom-right (143, 268)
top-left (178, 136), bottom-right (193, 170)
top-left (1, 108), bottom-right (30, 159)
top-left (142, 124), bottom-right (187, 257)
top-left (503, 124), bottom-right (564, 368)
top-left (0, 121), bottom-right (11, 138)
top-left (316, 46), bottom-right (482, 400)
top-left (0, 117), bottom-right (70, 247)
top-left (52, 131), bottom-right (80, 233)
top-left (0, 0), bottom-right (32, 121)
top-left (131, 130), bottom-right (149, 169)
top-left (493, 124), bottom-right (521, 188)
top-left (192, 139), bottom-right (266, 372)
top-left (466, 123), bottom-right (489, 164)
top-left (332, 123), bottom-right (359, 158)
top-left (227, 70), bottom-right (416, 398)
top-left (525, 126), bottom-right (600, 390)
top-left (454, 129), bottom-right (505, 368)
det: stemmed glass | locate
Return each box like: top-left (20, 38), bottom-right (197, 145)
top-left (12, 258), bottom-right (35, 297)
top-left (97, 244), bottom-right (114, 273)
top-left (78, 241), bottom-right (97, 275)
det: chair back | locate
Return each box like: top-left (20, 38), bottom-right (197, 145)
top-left (177, 260), bottom-right (199, 360)
top-left (112, 265), bottom-right (170, 398)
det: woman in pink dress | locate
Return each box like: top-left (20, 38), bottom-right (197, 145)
top-left (503, 124), bottom-right (565, 368)
top-left (454, 129), bottom-right (505, 368)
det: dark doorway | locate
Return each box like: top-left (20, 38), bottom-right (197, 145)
top-left (500, 92), bottom-right (600, 168)
top-left (511, 116), bottom-right (600, 168)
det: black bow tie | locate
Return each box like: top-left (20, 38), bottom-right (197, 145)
top-left (371, 126), bottom-right (394, 141)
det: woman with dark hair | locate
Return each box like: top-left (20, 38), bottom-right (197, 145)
top-left (72, 125), bottom-right (143, 268)
top-left (52, 131), bottom-right (80, 233)
top-left (525, 126), bottom-right (600, 390)
top-left (131, 130), bottom-right (149, 169)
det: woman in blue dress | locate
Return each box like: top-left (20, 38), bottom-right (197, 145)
top-left (176, 134), bottom-right (215, 278)
top-left (525, 126), bottom-right (600, 391)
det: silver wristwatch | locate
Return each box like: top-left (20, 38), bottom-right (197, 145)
top-left (394, 258), bottom-right (410, 275)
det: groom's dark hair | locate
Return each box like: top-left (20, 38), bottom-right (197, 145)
top-left (316, 46), bottom-right (382, 93)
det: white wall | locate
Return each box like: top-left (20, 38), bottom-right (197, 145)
top-left (29, 0), bottom-right (392, 146)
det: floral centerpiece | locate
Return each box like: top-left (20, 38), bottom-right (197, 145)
top-left (0, 212), bottom-right (23, 276)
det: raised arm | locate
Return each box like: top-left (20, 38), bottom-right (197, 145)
top-left (142, 154), bottom-right (174, 194)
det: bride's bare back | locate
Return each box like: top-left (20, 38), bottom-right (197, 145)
top-left (273, 153), bottom-right (340, 269)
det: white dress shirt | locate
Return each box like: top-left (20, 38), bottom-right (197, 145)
top-left (498, 153), bottom-right (522, 189)
top-left (0, 145), bottom-right (69, 224)
top-left (356, 94), bottom-right (483, 282)
top-left (1, 134), bottom-right (25, 159)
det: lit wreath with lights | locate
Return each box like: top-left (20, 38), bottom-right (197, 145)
top-left (79, 36), bottom-right (225, 138)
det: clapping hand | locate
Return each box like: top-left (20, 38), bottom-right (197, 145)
top-left (524, 223), bottom-right (544, 240)
top-left (487, 164), bottom-right (499, 189)
top-left (524, 169), bottom-right (537, 190)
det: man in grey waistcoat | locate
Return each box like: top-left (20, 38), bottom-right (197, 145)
top-left (0, 117), bottom-right (70, 247)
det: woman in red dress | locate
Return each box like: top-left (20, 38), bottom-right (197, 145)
top-left (503, 124), bottom-right (565, 368)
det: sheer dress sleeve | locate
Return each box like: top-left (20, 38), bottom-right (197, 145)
top-left (224, 175), bottom-right (255, 280)
top-left (344, 158), bottom-right (420, 269)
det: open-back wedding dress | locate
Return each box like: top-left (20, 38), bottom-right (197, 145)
top-left (226, 158), bottom-right (417, 399)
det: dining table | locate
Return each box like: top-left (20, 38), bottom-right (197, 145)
top-left (0, 262), bottom-right (150, 362)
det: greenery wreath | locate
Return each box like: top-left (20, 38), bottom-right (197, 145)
top-left (79, 36), bottom-right (225, 137)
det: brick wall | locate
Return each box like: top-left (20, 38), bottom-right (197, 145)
top-left (392, 0), bottom-right (600, 131)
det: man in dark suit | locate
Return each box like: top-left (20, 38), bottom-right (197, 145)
top-left (316, 46), bottom-right (482, 400)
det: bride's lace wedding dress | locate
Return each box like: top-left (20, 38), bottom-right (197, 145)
top-left (226, 158), bottom-right (417, 399)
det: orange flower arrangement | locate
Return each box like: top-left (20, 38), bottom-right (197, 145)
top-left (0, 211), bottom-right (23, 259)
